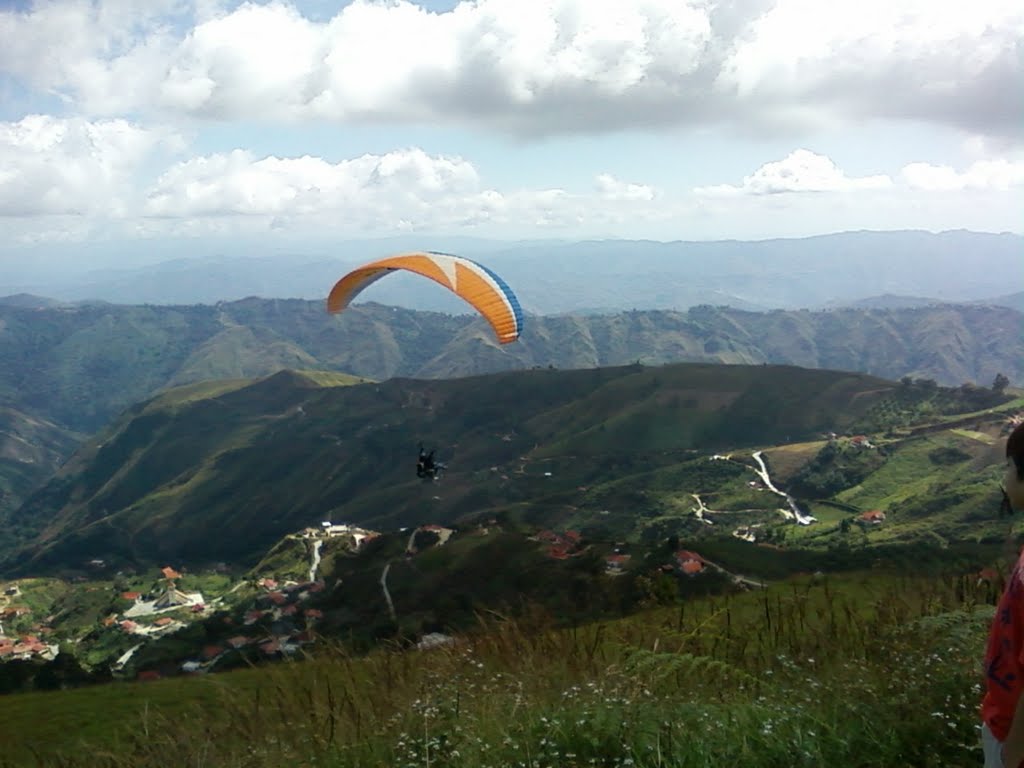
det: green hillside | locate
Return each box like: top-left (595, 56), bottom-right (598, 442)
top-left (1, 361), bottom-right (1015, 576)
top-left (0, 363), bottom-right (1018, 768)
top-left (0, 407), bottom-right (82, 534)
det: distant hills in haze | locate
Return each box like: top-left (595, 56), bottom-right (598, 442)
top-left (1, 230), bottom-right (1021, 314)
top-left (831, 291), bottom-right (1024, 312)
top-left (1, 298), bottom-right (1019, 436)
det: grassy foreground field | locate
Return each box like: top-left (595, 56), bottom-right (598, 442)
top-left (0, 568), bottom-right (998, 767)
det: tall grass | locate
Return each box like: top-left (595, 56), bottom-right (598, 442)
top-left (3, 572), bottom-right (993, 767)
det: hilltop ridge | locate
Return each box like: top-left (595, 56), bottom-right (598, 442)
top-left (2, 360), bottom-right (1015, 577)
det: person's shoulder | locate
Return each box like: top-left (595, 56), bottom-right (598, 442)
top-left (1004, 553), bottom-right (1024, 594)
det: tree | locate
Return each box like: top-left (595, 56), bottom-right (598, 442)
top-left (636, 572), bottom-right (678, 607)
top-left (993, 373), bottom-right (1010, 394)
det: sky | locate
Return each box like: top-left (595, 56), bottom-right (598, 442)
top-left (0, 0), bottom-right (1022, 264)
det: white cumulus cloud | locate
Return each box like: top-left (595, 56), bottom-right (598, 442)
top-left (901, 159), bottom-right (1024, 191)
top-left (0, 115), bottom-right (179, 217)
top-left (139, 146), bottom-right (672, 237)
top-left (595, 174), bottom-right (656, 201)
top-left (3, 0), bottom-right (1019, 140)
top-left (144, 148), bottom-right (479, 217)
top-left (695, 149), bottom-right (892, 196)
top-left (718, 0), bottom-right (1024, 138)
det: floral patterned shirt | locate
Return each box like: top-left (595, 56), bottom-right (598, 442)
top-left (983, 551), bottom-right (1024, 742)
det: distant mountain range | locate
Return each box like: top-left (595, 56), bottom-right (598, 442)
top-left (1, 230), bottom-right (1021, 314)
top-left (1, 298), bottom-right (1019, 435)
top-left (830, 292), bottom-right (1024, 312)
top-left (0, 295), bottom-right (1019, 524)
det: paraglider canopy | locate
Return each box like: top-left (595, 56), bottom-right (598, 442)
top-left (327, 251), bottom-right (523, 344)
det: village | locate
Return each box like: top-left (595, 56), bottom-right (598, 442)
top-left (529, 527), bottom-right (709, 579)
top-left (122, 521), bottom-right (384, 679)
top-left (0, 520), bottom-right (384, 678)
top-left (0, 582), bottom-right (60, 662)
top-left (2, 405), bottom-right (1019, 680)
top-left (114, 518), bottom-right (722, 678)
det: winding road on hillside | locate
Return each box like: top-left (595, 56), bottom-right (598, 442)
top-left (381, 563), bottom-right (397, 622)
top-left (309, 539), bottom-right (324, 582)
top-left (690, 494), bottom-right (715, 526)
top-left (691, 493), bottom-right (767, 542)
top-left (111, 642), bottom-right (144, 672)
top-left (751, 451), bottom-right (816, 525)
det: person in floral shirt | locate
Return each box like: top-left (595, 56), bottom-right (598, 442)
top-left (981, 421), bottom-right (1024, 767)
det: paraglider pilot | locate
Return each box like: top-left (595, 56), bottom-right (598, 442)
top-left (417, 443), bottom-right (438, 479)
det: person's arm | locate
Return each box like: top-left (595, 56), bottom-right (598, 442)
top-left (1003, 610), bottom-right (1024, 768)
top-left (1005, 678), bottom-right (1024, 766)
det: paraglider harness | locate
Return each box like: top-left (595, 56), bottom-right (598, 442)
top-left (416, 443), bottom-right (445, 480)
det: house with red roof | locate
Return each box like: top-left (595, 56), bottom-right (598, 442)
top-left (12, 639), bottom-right (48, 657)
top-left (675, 550), bottom-right (704, 564)
top-left (201, 645), bottom-right (223, 660)
top-left (675, 550), bottom-right (705, 575)
top-left (857, 510), bottom-right (887, 526)
top-left (536, 529), bottom-right (585, 559)
top-left (681, 560), bottom-right (704, 575)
